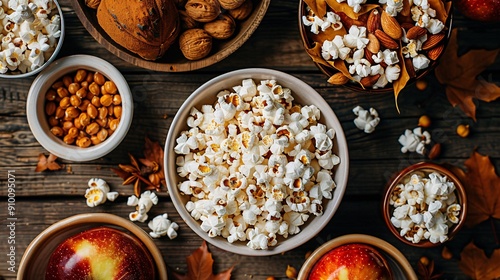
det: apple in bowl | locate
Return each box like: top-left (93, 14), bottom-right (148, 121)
top-left (308, 243), bottom-right (391, 280)
top-left (45, 226), bottom-right (155, 280)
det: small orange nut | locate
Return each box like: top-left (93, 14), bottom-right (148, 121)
top-left (419, 256), bottom-right (430, 266)
top-left (286, 265), bottom-right (297, 279)
top-left (418, 115), bottom-right (431, 128)
top-left (415, 79), bottom-right (428, 91)
top-left (456, 124), bottom-right (470, 138)
top-left (441, 246), bottom-right (453, 260)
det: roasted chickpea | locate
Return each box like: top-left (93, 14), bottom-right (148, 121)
top-left (91, 96), bottom-right (101, 108)
top-left (62, 121), bottom-right (74, 131)
top-left (54, 107), bottom-right (65, 119)
top-left (74, 69), bottom-right (87, 83)
top-left (59, 96), bottom-right (71, 109)
top-left (50, 126), bottom-right (64, 137)
top-left (109, 119), bottom-right (120, 131)
top-left (48, 116), bottom-right (59, 127)
top-left (86, 122), bottom-right (100, 135)
top-left (62, 75), bottom-right (73, 87)
top-left (45, 89), bottom-right (57, 101)
top-left (90, 135), bottom-right (102, 145)
top-left (89, 82), bottom-right (100, 96)
top-left (97, 128), bottom-right (108, 142)
top-left (51, 81), bottom-right (64, 90)
top-left (113, 105), bottom-right (122, 118)
top-left (57, 87), bottom-right (69, 98)
top-left (100, 94), bottom-right (113, 107)
top-left (76, 137), bottom-right (92, 148)
top-left (70, 95), bottom-right (82, 107)
top-left (45, 102), bottom-right (56, 116)
top-left (76, 87), bottom-right (87, 99)
top-left (104, 81), bottom-right (117, 94)
top-left (79, 112), bottom-right (91, 127)
top-left (63, 134), bottom-right (76, 145)
top-left (96, 118), bottom-right (108, 128)
top-left (94, 72), bottom-right (105, 85)
top-left (98, 107), bottom-right (108, 120)
top-left (87, 104), bottom-right (98, 119)
top-left (65, 107), bottom-right (80, 119)
top-left (78, 99), bottom-right (91, 111)
top-left (112, 94), bottom-right (121, 105)
top-left (67, 127), bottom-right (79, 138)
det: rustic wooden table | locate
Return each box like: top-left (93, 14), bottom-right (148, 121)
top-left (1, 1), bottom-right (499, 279)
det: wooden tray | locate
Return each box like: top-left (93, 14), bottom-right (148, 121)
top-left (71, 0), bottom-right (270, 72)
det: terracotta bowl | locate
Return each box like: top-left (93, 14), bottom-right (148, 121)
top-left (70, 0), bottom-right (270, 72)
top-left (298, 234), bottom-right (418, 279)
top-left (26, 55), bottom-right (133, 162)
top-left (297, 0), bottom-right (453, 93)
top-left (165, 68), bottom-right (349, 256)
top-left (17, 213), bottom-right (167, 280)
top-left (382, 162), bottom-right (467, 248)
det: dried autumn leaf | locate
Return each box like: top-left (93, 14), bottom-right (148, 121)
top-left (449, 151), bottom-right (500, 228)
top-left (459, 242), bottom-right (500, 279)
top-left (325, 0), bottom-right (378, 19)
top-left (304, 0), bottom-right (327, 18)
top-left (172, 241), bottom-right (233, 280)
top-left (435, 28), bottom-right (500, 121)
top-left (35, 153), bottom-right (62, 172)
top-left (393, 41), bottom-right (411, 113)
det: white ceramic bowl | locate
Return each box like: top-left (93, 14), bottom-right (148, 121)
top-left (17, 213), bottom-right (167, 280)
top-left (298, 234), bottom-right (418, 280)
top-left (165, 68), bottom-right (349, 256)
top-left (26, 55), bottom-right (133, 161)
top-left (0, 0), bottom-right (65, 79)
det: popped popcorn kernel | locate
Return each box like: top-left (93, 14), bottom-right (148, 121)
top-left (174, 78), bottom-right (340, 249)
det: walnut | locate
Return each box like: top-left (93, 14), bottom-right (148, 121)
top-left (228, 0), bottom-right (253, 20)
top-left (185, 0), bottom-right (221, 23)
top-left (85, 0), bottom-right (101, 9)
top-left (218, 0), bottom-right (245, 10)
top-left (203, 14), bottom-right (236, 40)
top-left (179, 28), bottom-right (213, 60)
top-left (179, 10), bottom-right (199, 30)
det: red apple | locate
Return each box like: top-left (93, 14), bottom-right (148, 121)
top-left (308, 243), bottom-right (391, 280)
top-left (45, 226), bottom-right (155, 280)
top-left (455, 0), bottom-right (500, 22)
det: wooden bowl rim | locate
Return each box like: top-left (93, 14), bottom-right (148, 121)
top-left (70, 0), bottom-right (270, 72)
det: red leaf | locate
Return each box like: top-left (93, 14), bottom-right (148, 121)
top-left (172, 241), bottom-right (233, 280)
top-left (459, 242), bottom-right (500, 279)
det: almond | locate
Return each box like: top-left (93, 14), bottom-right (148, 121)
top-left (422, 33), bottom-right (445, 50)
top-left (427, 143), bottom-right (441, 160)
top-left (367, 9), bottom-right (381, 33)
top-left (404, 58), bottom-right (416, 78)
top-left (401, 22), bottom-right (415, 30)
top-left (374, 29), bottom-right (399, 49)
top-left (406, 26), bottom-right (427, 40)
top-left (366, 33), bottom-right (380, 53)
top-left (328, 72), bottom-right (350, 85)
top-left (360, 74), bottom-right (381, 88)
top-left (337, 12), bottom-right (365, 30)
top-left (364, 48), bottom-right (375, 64)
top-left (427, 44), bottom-right (444, 60)
top-left (381, 10), bottom-right (402, 40)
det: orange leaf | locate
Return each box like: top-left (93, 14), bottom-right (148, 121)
top-left (35, 153), bottom-right (62, 172)
top-left (459, 242), bottom-right (500, 279)
top-left (435, 29), bottom-right (500, 121)
top-left (450, 151), bottom-right (500, 228)
top-left (325, 0), bottom-right (378, 19)
top-left (172, 241), bottom-right (233, 280)
top-left (304, 0), bottom-right (327, 18)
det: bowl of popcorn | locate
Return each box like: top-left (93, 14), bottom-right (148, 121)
top-left (298, 0), bottom-right (452, 93)
top-left (382, 162), bottom-right (467, 247)
top-left (17, 213), bottom-right (167, 280)
top-left (165, 68), bottom-right (349, 256)
top-left (0, 0), bottom-right (64, 78)
top-left (26, 54), bottom-right (133, 161)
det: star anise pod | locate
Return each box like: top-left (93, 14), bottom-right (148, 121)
top-left (111, 136), bottom-right (166, 196)
top-left (417, 256), bottom-right (443, 280)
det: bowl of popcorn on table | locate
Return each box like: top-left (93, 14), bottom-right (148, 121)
top-left (298, 0), bottom-right (452, 94)
top-left (165, 68), bottom-right (349, 256)
top-left (382, 162), bottom-right (467, 247)
top-left (0, 0), bottom-right (64, 78)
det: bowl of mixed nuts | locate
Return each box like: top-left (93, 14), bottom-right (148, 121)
top-left (165, 68), bottom-right (349, 256)
top-left (382, 162), bottom-right (467, 247)
top-left (26, 54), bottom-right (133, 161)
top-left (298, 0), bottom-right (452, 94)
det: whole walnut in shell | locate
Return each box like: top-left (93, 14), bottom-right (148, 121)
top-left (228, 0), bottom-right (253, 20)
top-left (185, 0), bottom-right (221, 22)
top-left (218, 0), bottom-right (245, 10)
top-left (179, 10), bottom-right (199, 30)
top-left (179, 28), bottom-right (213, 60)
top-left (204, 14), bottom-right (236, 39)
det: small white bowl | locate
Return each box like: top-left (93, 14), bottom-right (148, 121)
top-left (165, 68), bottom-right (349, 256)
top-left (0, 0), bottom-right (65, 79)
top-left (17, 213), bottom-right (167, 280)
top-left (26, 55), bottom-right (133, 161)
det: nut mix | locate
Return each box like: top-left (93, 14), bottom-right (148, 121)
top-left (174, 78), bottom-right (341, 249)
top-left (301, 0), bottom-right (451, 94)
top-left (45, 69), bottom-right (122, 148)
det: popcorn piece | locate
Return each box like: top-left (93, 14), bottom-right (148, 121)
top-left (383, 0), bottom-right (404, 16)
top-left (338, 0), bottom-right (367, 13)
top-left (127, 191), bottom-right (159, 222)
top-left (352, 106), bottom-right (380, 133)
top-left (412, 54), bottom-right (430, 70)
top-left (343, 25), bottom-right (370, 50)
top-left (148, 213), bottom-right (179, 239)
top-left (321, 35), bottom-right (350, 61)
top-left (84, 178), bottom-right (118, 207)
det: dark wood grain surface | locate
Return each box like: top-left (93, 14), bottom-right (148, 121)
top-left (1, 1), bottom-right (500, 279)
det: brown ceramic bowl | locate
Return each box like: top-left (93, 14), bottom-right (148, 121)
top-left (298, 0), bottom-right (453, 93)
top-left (382, 162), bottom-right (467, 248)
top-left (71, 0), bottom-right (270, 72)
top-left (17, 213), bottom-right (167, 280)
top-left (298, 234), bottom-right (418, 279)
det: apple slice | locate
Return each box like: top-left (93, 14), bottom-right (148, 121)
top-left (45, 226), bottom-right (155, 280)
top-left (309, 243), bottom-right (391, 280)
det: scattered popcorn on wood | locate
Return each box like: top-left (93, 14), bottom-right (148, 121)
top-left (148, 213), bottom-right (179, 239)
top-left (174, 78), bottom-right (340, 249)
top-left (84, 178), bottom-right (118, 207)
top-left (398, 127), bottom-right (431, 155)
top-left (127, 190), bottom-right (158, 223)
top-left (389, 171), bottom-right (460, 244)
top-left (352, 106), bottom-right (380, 133)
